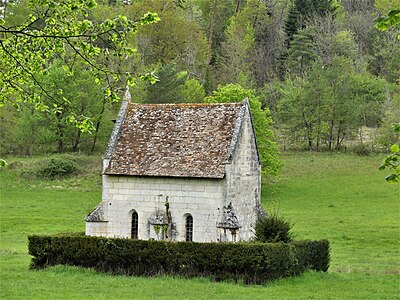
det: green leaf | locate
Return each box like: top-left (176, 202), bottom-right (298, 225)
top-left (376, 22), bottom-right (389, 31)
top-left (385, 174), bottom-right (399, 183)
top-left (141, 12), bottom-right (161, 25)
top-left (127, 77), bottom-right (137, 86)
top-left (0, 159), bottom-right (7, 170)
top-left (68, 115), bottom-right (76, 123)
top-left (140, 72), bottom-right (159, 84)
top-left (388, 10), bottom-right (400, 18)
top-left (86, 0), bottom-right (97, 9)
top-left (12, 103), bottom-right (20, 110)
top-left (104, 88), bottom-right (112, 97)
top-left (390, 144), bottom-right (400, 153)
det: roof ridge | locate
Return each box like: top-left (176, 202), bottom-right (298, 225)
top-left (129, 102), bottom-right (242, 107)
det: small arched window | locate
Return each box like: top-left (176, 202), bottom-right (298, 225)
top-left (185, 215), bottom-right (193, 242)
top-left (131, 211), bottom-right (138, 239)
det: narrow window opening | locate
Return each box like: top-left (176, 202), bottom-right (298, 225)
top-left (131, 211), bottom-right (138, 239)
top-left (185, 215), bottom-right (193, 242)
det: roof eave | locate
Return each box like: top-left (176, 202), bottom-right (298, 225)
top-left (103, 172), bottom-right (226, 180)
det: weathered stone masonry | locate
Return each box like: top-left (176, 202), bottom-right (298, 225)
top-left (85, 92), bottom-right (264, 242)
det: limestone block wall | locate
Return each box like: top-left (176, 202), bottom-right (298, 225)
top-left (86, 175), bottom-right (225, 242)
top-left (224, 104), bottom-right (261, 242)
top-left (85, 221), bottom-right (108, 236)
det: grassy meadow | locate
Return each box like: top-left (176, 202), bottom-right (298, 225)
top-left (0, 152), bottom-right (399, 299)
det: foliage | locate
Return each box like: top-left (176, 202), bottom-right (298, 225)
top-left (0, 158), bottom-right (7, 170)
top-left (284, 0), bottom-right (339, 48)
top-left (1, 153), bottom-right (399, 298)
top-left (218, 11), bottom-right (256, 87)
top-left (379, 123), bottom-right (400, 183)
top-left (143, 64), bottom-right (188, 104)
top-left (274, 57), bottom-right (388, 151)
top-left (180, 78), bottom-right (206, 103)
top-left (379, 88), bottom-right (400, 147)
top-left (375, 9), bottom-right (400, 39)
top-left (351, 143), bottom-right (372, 156)
top-left (0, 0), bottom-right (159, 129)
top-left (141, 64), bottom-right (205, 104)
top-left (126, 0), bottom-right (208, 80)
top-left (253, 214), bottom-right (293, 243)
top-left (1, 0), bottom-right (398, 157)
top-left (205, 84), bottom-right (282, 176)
top-left (0, 61), bottom-right (116, 155)
top-left (28, 235), bottom-right (330, 284)
top-left (36, 156), bottom-right (80, 179)
top-left (285, 27), bottom-right (317, 78)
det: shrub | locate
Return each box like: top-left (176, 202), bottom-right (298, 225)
top-left (28, 235), bottom-right (330, 285)
top-left (36, 156), bottom-right (79, 179)
top-left (253, 214), bottom-right (293, 243)
top-left (351, 144), bottom-right (372, 156)
top-left (291, 240), bottom-right (330, 272)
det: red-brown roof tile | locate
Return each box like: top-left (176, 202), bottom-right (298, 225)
top-left (105, 102), bottom-right (244, 178)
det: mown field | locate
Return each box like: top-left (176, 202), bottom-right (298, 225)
top-left (0, 153), bottom-right (399, 299)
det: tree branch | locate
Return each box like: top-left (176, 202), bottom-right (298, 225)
top-left (0, 40), bottom-right (56, 103)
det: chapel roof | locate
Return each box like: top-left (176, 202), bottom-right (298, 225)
top-left (104, 101), bottom-right (247, 179)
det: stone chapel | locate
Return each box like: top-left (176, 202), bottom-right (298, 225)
top-left (85, 91), bottom-right (265, 242)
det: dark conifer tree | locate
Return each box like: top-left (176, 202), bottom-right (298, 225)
top-left (284, 0), bottom-right (337, 48)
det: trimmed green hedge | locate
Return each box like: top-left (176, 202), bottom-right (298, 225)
top-left (28, 235), bottom-right (329, 284)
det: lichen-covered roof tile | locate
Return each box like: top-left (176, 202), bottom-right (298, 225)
top-left (105, 102), bottom-right (244, 178)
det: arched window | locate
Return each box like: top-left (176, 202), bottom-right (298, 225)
top-left (185, 215), bottom-right (193, 242)
top-left (131, 211), bottom-right (138, 239)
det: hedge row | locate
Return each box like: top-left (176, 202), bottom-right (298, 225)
top-left (28, 235), bottom-right (329, 284)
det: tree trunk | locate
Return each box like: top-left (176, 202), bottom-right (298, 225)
top-left (207, 0), bottom-right (216, 65)
top-left (56, 120), bottom-right (64, 153)
top-left (72, 129), bottom-right (81, 153)
top-left (328, 119), bottom-right (334, 152)
top-left (90, 97), bottom-right (107, 154)
top-left (90, 121), bottom-right (101, 154)
top-left (335, 122), bottom-right (344, 150)
top-left (302, 111), bottom-right (313, 150)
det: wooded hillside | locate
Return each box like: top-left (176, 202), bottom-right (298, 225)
top-left (1, 0), bottom-right (399, 174)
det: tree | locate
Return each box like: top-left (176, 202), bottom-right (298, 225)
top-left (0, 0), bottom-right (19, 19)
top-left (218, 15), bottom-right (256, 87)
top-left (36, 61), bottom-right (108, 153)
top-left (374, 2), bottom-right (400, 183)
top-left (285, 27), bottom-right (317, 78)
top-left (142, 63), bottom-right (205, 104)
top-left (275, 56), bottom-right (388, 151)
top-left (0, 0), bottom-right (159, 130)
top-left (379, 123), bottom-right (400, 183)
top-left (284, 0), bottom-right (338, 48)
top-left (193, 0), bottom-right (237, 92)
top-left (3, 61), bottom-right (115, 155)
top-left (143, 64), bottom-right (189, 104)
top-left (228, 0), bottom-right (284, 87)
top-left (126, 0), bottom-right (207, 81)
top-left (340, 0), bottom-right (376, 54)
top-left (375, 9), bottom-right (400, 40)
top-left (379, 87), bottom-right (400, 148)
top-left (204, 84), bottom-right (282, 177)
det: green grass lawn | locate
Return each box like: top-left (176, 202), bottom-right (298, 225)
top-left (0, 153), bottom-right (399, 299)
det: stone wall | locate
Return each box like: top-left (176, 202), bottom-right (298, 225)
top-left (86, 101), bottom-right (262, 242)
top-left (86, 175), bottom-right (225, 242)
top-left (223, 104), bottom-right (261, 242)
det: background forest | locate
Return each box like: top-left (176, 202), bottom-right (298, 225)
top-left (1, 0), bottom-right (399, 167)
